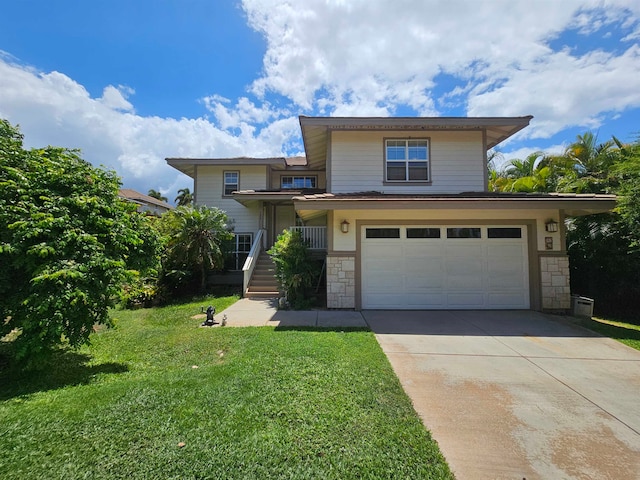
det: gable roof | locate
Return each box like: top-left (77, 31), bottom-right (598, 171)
top-left (299, 115), bottom-right (534, 170)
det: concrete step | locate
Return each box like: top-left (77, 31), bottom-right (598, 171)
top-left (246, 253), bottom-right (279, 298)
top-left (245, 291), bottom-right (280, 299)
top-left (251, 280), bottom-right (279, 288)
top-left (248, 285), bottom-right (281, 293)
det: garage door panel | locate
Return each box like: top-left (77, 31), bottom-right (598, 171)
top-left (405, 293), bottom-right (445, 307)
top-left (361, 225), bottom-right (529, 309)
top-left (487, 293), bottom-right (527, 308)
top-left (446, 257), bottom-right (483, 289)
top-left (405, 260), bottom-right (444, 288)
top-left (446, 293), bottom-right (485, 307)
top-left (403, 244), bottom-right (443, 256)
top-left (445, 244), bottom-right (484, 256)
top-left (487, 243), bottom-right (523, 255)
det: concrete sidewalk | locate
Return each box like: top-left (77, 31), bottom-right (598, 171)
top-left (214, 297), bottom-right (367, 328)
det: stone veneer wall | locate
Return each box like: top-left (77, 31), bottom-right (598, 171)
top-left (326, 255), bottom-right (355, 309)
top-left (540, 255), bottom-right (571, 310)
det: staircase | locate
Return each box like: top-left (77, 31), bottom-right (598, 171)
top-left (245, 253), bottom-right (280, 298)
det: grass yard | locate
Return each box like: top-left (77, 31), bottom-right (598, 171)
top-left (0, 296), bottom-right (452, 479)
top-left (572, 315), bottom-right (640, 351)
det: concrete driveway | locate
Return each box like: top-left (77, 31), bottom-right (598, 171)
top-left (364, 310), bottom-right (640, 480)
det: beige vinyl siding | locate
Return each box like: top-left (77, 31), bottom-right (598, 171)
top-left (330, 130), bottom-right (485, 194)
top-left (195, 165), bottom-right (266, 233)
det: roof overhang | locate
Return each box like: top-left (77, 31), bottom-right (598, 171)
top-left (231, 189), bottom-right (321, 206)
top-left (166, 157), bottom-right (287, 178)
top-left (299, 115), bottom-right (533, 170)
top-left (293, 192), bottom-right (616, 220)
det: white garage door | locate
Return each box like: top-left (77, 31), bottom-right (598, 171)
top-left (361, 225), bottom-right (529, 309)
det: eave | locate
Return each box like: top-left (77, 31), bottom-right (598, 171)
top-left (293, 192), bottom-right (617, 218)
top-left (166, 157), bottom-right (287, 178)
top-left (231, 189), bottom-right (326, 206)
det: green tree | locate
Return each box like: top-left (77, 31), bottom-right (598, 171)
top-left (161, 206), bottom-right (233, 292)
top-left (0, 119), bottom-right (161, 363)
top-left (174, 187), bottom-right (193, 207)
top-left (503, 151), bottom-right (556, 192)
top-left (613, 135), bottom-right (640, 246)
top-left (148, 189), bottom-right (168, 202)
top-left (558, 132), bottom-right (620, 193)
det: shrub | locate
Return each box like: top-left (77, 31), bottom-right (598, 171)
top-left (268, 230), bottom-right (322, 309)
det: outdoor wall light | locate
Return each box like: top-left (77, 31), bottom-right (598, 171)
top-left (545, 219), bottom-right (559, 233)
top-left (340, 220), bottom-right (350, 234)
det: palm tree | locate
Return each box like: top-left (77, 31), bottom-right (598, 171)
top-left (559, 132), bottom-right (619, 193)
top-left (165, 206), bottom-right (234, 292)
top-left (148, 189), bottom-right (168, 202)
top-left (504, 151), bottom-right (545, 179)
top-left (496, 151), bottom-right (555, 193)
top-left (174, 187), bottom-right (193, 207)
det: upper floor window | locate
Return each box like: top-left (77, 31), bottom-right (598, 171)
top-left (224, 171), bottom-right (239, 196)
top-left (385, 139), bottom-right (429, 182)
top-left (281, 176), bottom-right (317, 189)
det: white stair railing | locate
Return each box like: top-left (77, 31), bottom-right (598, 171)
top-left (242, 229), bottom-right (266, 296)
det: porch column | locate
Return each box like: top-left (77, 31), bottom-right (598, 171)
top-left (540, 255), bottom-right (571, 310)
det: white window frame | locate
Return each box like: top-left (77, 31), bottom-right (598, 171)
top-left (232, 233), bottom-right (253, 270)
top-left (281, 176), bottom-right (317, 189)
top-left (223, 171), bottom-right (239, 196)
top-left (384, 138), bottom-right (430, 183)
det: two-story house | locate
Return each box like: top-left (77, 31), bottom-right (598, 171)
top-left (167, 116), bottom-right (615, 312)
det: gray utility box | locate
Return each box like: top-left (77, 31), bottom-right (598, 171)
top-left (571, 295), bottom-right (594, 318)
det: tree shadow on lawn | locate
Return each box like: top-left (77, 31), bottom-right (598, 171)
top-left (0, 346), bottom-right (128, 401)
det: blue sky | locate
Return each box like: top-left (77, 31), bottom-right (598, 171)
top-left (1, 0), bottom-right (639, 201)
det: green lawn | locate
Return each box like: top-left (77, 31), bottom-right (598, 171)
top-left (0, 297), bottom-right (452, 479)
top-left (573, 315), bottom-right (640, 351)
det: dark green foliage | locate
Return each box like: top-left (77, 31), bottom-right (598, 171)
top-left (268, 229), bottom-right (322, 308)
top-left (159, 205), bottom-right (234, 295)
top-left (566, 215), bottom-right (640, 319)
top-left (0, 119), bottom-right (161, 364)
top-left (614, 136), bottom-right (640, 246)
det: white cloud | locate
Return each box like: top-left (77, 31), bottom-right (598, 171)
top-left (99, 85), bottom-right (134, 112)
top-left (2, 0), bottom-right (640, 197)
top-left (242, 0), bottom-right (640, 136)
top-left (467, 45), bottom-right (640, 138)
top-left (0, 59), bottom-right (297, 196)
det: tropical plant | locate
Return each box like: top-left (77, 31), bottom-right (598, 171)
top-left (148, 188), bottom-right (168, 202)
top-left (557, 132), bottom-right (620, 193)
top-left (612, 135), bottom-right (640, 246)
top-left (175, 187), bottom-right (193, 207)
top-left (268, 229), bottom-right (321, 308)
top-left (0, 119), bottom-right (161, 364)
top-left (161, 206), bottom-right (234, 292)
